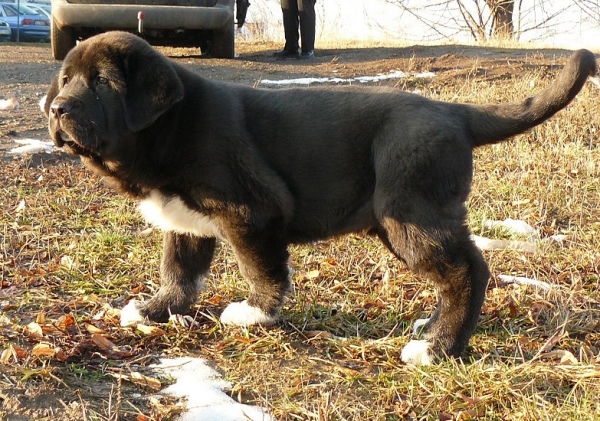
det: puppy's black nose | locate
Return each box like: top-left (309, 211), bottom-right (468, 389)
top-left (50, 101), bottom-right (72, 116)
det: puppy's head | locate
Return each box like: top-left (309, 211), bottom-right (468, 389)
top-left (46, 31), bottom-right (184, 160)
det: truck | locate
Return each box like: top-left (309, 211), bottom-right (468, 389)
top-left (50, 0), bottom-right (250, 60)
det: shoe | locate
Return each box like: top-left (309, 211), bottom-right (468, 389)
top-left (299, 51), bottom-right (315, 60)
top-left (273, 49), bottom-right (299, 60)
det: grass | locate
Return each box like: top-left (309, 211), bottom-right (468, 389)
top-left (1, 45), bottom-right (600, 420)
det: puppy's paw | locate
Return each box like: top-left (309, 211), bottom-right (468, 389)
top-left (120, 300), bottom-right (146, 327)
top-left (401, 339), bottom-right (433, 365)
top-left (220, 300), bottom-right (276, 327)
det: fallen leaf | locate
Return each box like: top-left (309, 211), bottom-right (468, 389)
top-left (456, 391), bottom-right (481, 405)
top-left (439, 412), bottom-right (453, 421)
top-left (537, 330), bottom-right (566, 354)
top-left (92, 333), bottom-right (117, 351)
top-left (136, 324), bottom-right (166, 337)
top-left (131, 284), bottom-right (145, 294)
top-left (540, 349), bottom-right (579, 365)
top-left (92, 333), bottom-right (135, 358)
top-left (32, 343), bottom-right (68, 361)
top-left (92, 303), bottom-right (122, 321)
top-left (130, 371), bottom-right (162, 390)
top-left (304, 330), bottom-right (334, 340)
top-left (457, 408), bottom-right (482, 420)
top-left (56, 314), bottom-right (76, 331)
top-left (60, 255), bottom-right (75, 269)
top-left (110, 371), bottom-right (162, 391)
top-left (207, 294), bottom-right (222, 305)
top-left (0, 349), bottom-right (10, 364)
top-left (26, 322), bottom-right (44, 339)
top-left (1, 344), bottom-right (28, 363)
top-left (15, 199), bottom-right (25, 213)
top-left (85, 323), bottom-right (105, 334)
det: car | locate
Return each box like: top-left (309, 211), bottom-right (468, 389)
top-left (0, 3), bottom-right (49, 42)
top-left (0, 19), bottom-right (10, 41)
top-left (26, 4), bottom-right (52, 19)
top-left (50, 0), bottom-right (250, 60)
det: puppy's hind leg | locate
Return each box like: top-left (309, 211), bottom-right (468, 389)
top-left (120, 232), bottom-right (216, 326)
top-left (377, 202), bottom-right (490, 365)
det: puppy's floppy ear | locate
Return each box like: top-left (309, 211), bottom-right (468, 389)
top-left (123, 48), bottom-right (185, 132)
top-left (43, 75), bottom-right (60, 117)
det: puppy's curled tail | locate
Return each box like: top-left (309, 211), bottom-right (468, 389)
top-left (468, 49), bottom-right (598, 147)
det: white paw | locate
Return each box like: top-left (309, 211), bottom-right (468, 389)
top-left (120, 300), bottom-right (145, 327)
top-left (412, 318), bottom-right (430, 335)
top-left (220, 300), bottom-right (276, 327)
top-left (401, 340), bottom-right (433, 365)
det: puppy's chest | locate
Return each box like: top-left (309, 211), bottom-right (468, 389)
top-left (138, 190), bottom-right (221, 238)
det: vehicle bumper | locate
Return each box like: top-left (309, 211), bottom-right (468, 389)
top-left (18, 28), bottom-right (50, 39)
top-left (51, 0), bottom-right (234, 30)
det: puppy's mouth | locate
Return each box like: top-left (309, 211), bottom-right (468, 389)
top-left (54, 129), bottom-right (99, 159)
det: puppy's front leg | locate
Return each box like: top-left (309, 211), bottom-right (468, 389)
top-left (220, 225), bottom-right (291, 327)
top-left (120, 232), bottom-right (216, 326)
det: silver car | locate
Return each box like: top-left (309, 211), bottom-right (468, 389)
top-left (0, 3), bottom-right (50, 42)
top-left (0, 19), bottom-right (10, 41)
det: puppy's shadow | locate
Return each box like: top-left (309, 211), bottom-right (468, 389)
top-left (1, 150), bottom-right (80, 167)
top-left (280, 304), bottom-right (410, 341)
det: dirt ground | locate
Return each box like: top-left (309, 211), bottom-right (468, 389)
top-left (0, 39), bottom-right (586, 419)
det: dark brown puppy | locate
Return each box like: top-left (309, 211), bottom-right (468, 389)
top-left (45, 31), bottom-right (597, 365)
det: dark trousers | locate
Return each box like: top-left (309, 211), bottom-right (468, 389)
top-left (281, 0), bottom-right (316, 53)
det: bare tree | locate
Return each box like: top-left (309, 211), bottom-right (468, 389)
top-left (485, 0), bottom-right (514, 38)
top-left (574, 0), bottom-right (600, 22)
top-left (386, 0), bottom-right (576, 42)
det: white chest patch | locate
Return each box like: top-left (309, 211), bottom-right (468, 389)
top-left (138, 190), bottom-right (221, 238)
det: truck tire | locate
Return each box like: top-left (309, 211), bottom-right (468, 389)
top-left (51, 18), bottom-right (76, 60)
top-left (210, 18), bottom-right (234, 59)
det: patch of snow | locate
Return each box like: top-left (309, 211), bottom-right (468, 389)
top-left (9, 138), bottom-right (56, 155)
top-left (0, 97), bottom-right (18, 110)
top-left (497, 275), bottom-right (554, 291)
top-left (483, 218), bottom-right (538, 238)
top-left (260, 70), bottom-right (435, 86)
top-left (152, 357), bottom-right (274, 421)
top-left (472, 234), bottom-right (537, 254)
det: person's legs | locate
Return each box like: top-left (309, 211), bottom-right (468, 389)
top-left (298, 0), bottom-right (316, 58)
top-left (274, 0), bottom-right (300, 58)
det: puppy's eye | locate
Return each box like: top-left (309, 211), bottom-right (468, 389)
top-left (97, 76), bottom-right (109, 85)
top-left (61, 76), bottom-right (70, 86)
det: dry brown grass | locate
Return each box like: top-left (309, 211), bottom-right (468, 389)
top-left (1, 46), bottom-right (600, 420)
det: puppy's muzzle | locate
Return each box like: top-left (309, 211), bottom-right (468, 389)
top-left (49, 100), bottom-right (73, 118)
top-left (49, 98), bottom-right (77, 148)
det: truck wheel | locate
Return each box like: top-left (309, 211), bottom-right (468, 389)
top-left (210, 19), bottom-right (234, 59)
top-left (51, 18), bottom-right (76, 60)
